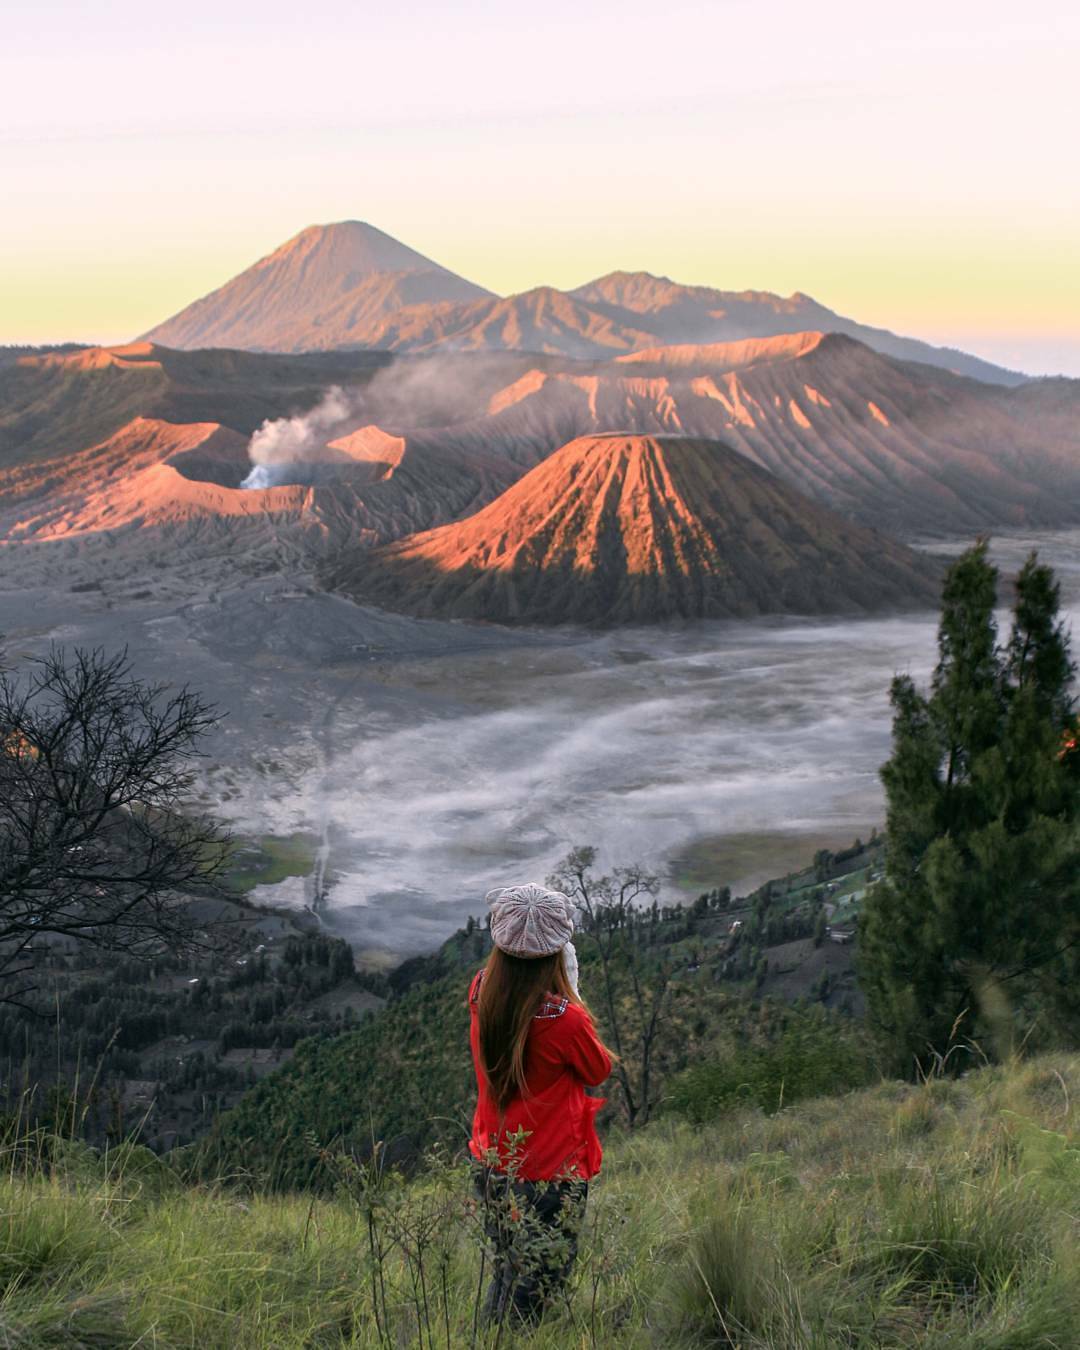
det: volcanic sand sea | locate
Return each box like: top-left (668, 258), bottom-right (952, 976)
top-left (0, 530), bottom-right (1076, 958)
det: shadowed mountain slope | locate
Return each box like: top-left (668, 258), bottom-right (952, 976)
top-left (333, 433), bottom-right (941, 625)
top-left (356, 286), bottom-right (659, 358)
top-left (0, 342), bottom-right (397, 467)
top-left (0, 342), bottom-right (560, 470)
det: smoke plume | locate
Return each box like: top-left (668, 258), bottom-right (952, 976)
top-left (237, 352), bottom-right (570, 489)
top-left (241, 386), bottom-right (354, 489)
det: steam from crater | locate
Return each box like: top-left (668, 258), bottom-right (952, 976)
top-left (237, 353), bottom-right (591, 490)
top-left (240, 386), bottom-right (353, 489)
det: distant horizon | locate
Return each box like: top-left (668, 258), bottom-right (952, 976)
top-left (4, 2), bottom-right (1077, 373)
top-left (1, 217), bottom-right (1073, 380)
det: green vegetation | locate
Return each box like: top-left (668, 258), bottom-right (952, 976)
top-left (3, 833), bottom-right (879, 1173)
top-left (666, 1005), bottom-right (875, 1120)
top-left (223, 832), bottom-right (320, 894)
top-left (199, 864), bottom-right (878, 1187)
top-left (860, 545), bottom-right (1080, 1070)
top-left (3, 1054), bottom-right (1079, 1346)
top-left (4, 549), bottom-right (1078, 1342)
top-left (0, 925), bottom-right (379, 1151)
top-left (198, 966), bottom-right (476, 1184)
top-left (0, 644), bottom-right (228, 1003)
top-left (670, 830), bottom-right (871, 895)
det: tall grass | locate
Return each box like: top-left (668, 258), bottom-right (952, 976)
top-left (0, 1056), bottom-right (1077, 1346)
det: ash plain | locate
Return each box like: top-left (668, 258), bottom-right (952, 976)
top-left (1, 528), bottom-right (1076, 958)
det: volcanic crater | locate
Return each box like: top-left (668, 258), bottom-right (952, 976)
top-left (332, 432), bottom-right (943, 626)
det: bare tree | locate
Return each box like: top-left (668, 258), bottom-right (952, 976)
top-left (0, 646), bottom-right (230, 1004)
top-left (549, 846), bottom-right (671, 1127)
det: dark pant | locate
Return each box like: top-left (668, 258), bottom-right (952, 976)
top-left (474, 1167), bottom-right (588, 1326)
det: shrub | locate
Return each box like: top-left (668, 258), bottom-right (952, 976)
top-left (866, 1166), bottom-right (1052, 1297)
top-left (666, 1010), bottom-right (874, 1121)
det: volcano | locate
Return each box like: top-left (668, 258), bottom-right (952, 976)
top-left (139, 223), bottom-right (1023, 384)
top-left (401, 333), bottom-right (1080, 534)
top-left (141, 222), bottom-right (493, 353)
top-left (335, 433), bottom-right (942, 625)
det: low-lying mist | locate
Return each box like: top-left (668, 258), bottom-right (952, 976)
top-left (300, 614), bottom-right (930, 950)
top-left (8, 529), bottom-right (1072, 960)
top-left (240, 532), bottom-right (1080, 954)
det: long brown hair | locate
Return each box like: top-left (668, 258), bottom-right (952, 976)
top-left (477, 946), bottom-right (582, 1113)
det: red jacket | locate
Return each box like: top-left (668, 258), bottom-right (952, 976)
top-left (468, 970), bottom-right (611, 1181)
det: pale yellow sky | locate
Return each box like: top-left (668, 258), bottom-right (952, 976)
top-left (2, 0), bottom-right (1078, 373)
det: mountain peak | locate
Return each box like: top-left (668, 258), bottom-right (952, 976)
top-left (258, 221), bottom-right (461, 278)
top-left (338, 432), bottom-right (940, 625)
top-left (141, 222), bottom-right (492, 353)
top-left (140, 232), bottom-right (1023, 383)
top-left (583, 268), bottom-right (678, 287)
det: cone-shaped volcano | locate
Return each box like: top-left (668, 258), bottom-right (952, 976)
top-left (141, 221), bottom-right (492, 352)
top-left (338, 433), bottom-right (941, 625)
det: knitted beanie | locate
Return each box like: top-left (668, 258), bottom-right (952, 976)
top-left (485, 883), bottom-right (579, 994)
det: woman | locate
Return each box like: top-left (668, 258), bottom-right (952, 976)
top-left (469, 882), bottom-right (613, 1326)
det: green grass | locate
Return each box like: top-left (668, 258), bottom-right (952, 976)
top-left (198, 959), bottom-right (873, 1189)
top-left (2, 1056), bottom-right (1078, 1346)
top-left (223, 833), bottom-right (319, 894)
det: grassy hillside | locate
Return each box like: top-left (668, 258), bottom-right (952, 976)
top-left (198, 860), bottom-right (880, 1186)
top-left (3, 1054), bottom-right (1078, 1346)
top-left (4, 836), bottom-right (878, 1169)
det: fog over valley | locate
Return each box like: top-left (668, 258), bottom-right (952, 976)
top-left (2, 530), bottom-right (1075, 957)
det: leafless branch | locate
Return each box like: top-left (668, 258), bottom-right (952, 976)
top-left (0, 646), bottom-right (231, 1003)
top-left (549, 847), bottom-right (669, 1127)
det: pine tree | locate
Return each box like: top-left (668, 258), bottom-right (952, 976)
top-left (860, 544), bottom-right (1079, 1071)
top-left (1002, 555), bottom-right (1080, 1031)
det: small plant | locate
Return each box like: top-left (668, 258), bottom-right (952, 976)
top-left (665, 1186), bottom-right (788, 1346)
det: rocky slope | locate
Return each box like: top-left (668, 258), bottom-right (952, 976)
top-left (3, 336), bottom-right (1076, 600)
top-left (427, 334), bottom-right (1080, 533)
top-left (572, 272), bottom-right (1023, 385)
top-left (0, 342), bottom-right (394, 468)
top-left (334, 433), bottom-right (941, 625)
top-left (0, 413), bottom-right (517, 591)
top-left (356, 286), bottom-right (658, 358)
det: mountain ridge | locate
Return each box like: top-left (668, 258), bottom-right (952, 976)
top-left (412, 334), bottom-right (1080, 533)
top-left (572, 271), bottom-right (1023, 385)
top-left (140, 223), bottom-right (1025, 384)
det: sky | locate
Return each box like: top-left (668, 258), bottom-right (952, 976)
top-left (2, 0), bottom-right (1078, 374)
